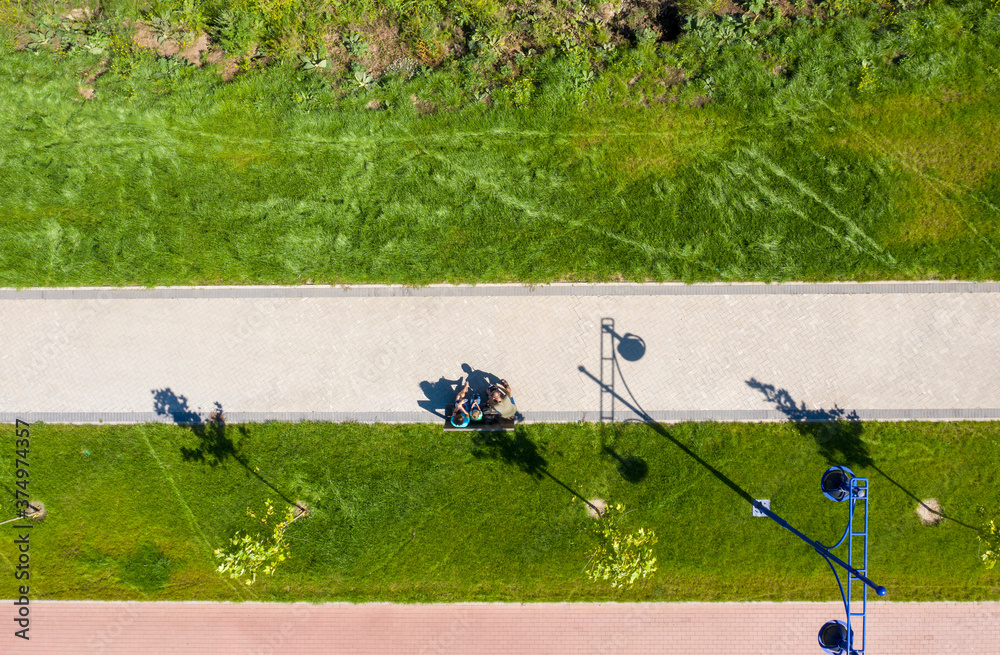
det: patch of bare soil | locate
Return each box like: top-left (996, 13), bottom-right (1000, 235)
top-left (916, 498), bottom-right (943, 526)
top-left (205, 47), bottom-right (241, 81)
top-left (410, 94), bottom-right (438, 114)
top-left (586, 498), bottom-right (607, 518)
top-left (178, 31), bottom-right (210, 66)
top-left (204, 48), bottom-right (225, 65)
top-left (64, 5), bottom-right (99, 22)
top-left (775, 0), bottom-right (821, 18)
top-left (24, 501), bottom-right (46, 522)
top-left (130, 21), bottom-right (210, 65)
top-left (76, 86), bottom-right (96, 100)
top-left (366, 99), bottom-right (385, 110)
top-left (690, 94), bottom-right (714, 108)
top-left (355, 15), bottom-right (411, 77)
top-left (131, 20), bottom-right (177, 57)
top-left (711, 0), bottom-right (746, 15)
top-left (660, 65), bottom-right (685, 87)
top-left (80, 57), bottom-right (110, 83)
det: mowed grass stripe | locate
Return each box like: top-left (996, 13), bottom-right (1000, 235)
top-left (0, 421), bottom-right (996, 602)
top-left (1, 52), bottom-right (998, 285)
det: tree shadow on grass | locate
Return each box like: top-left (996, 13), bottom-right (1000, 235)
top-left (602, 446), bottom-right (648, 483)
top-left (747, 378), bottom-right (979, 533)
top-left (152, 388), bottom-right (300, 509)
top-left (471, 428), bottom-right (602, 514)
top-left (746, 378), bottom-right (872, 469)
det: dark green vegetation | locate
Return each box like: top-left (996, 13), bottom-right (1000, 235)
top-left (1, 421), bottom-right (996, 601)
top-left (0, 0), bottom-right (999, 285)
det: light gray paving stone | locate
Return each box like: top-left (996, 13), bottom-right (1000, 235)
top-left (0, 284), bottom-right (998, 423)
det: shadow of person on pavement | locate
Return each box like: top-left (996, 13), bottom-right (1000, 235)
top-left (746, 378), bottom-right (872, 469)
top-left (418, 375), bottom-right (462, 418)
top-left (471, 427), bottom-right (602, 513)
top-left (461, 363), bottom-right (502, 393)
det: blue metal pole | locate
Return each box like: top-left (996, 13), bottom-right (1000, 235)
top-left (752, 499), bottom-right (887, 597)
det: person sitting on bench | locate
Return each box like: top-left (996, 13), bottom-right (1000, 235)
top-left (488, 379), bottom-right (516, 419)
top-left (451, 379), bottom-right (479, 427)
top-left (469, 394), bottom-right (483, 421)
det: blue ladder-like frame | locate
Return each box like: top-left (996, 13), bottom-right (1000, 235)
top-left (751, 470), bottom-right (884, 654)
top-left (820, 476), bottom-right (870, 655)
top-left (846, 477), bottom-right (870, 655)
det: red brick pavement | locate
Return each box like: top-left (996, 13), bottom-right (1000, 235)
top-left (4, 601), bottom-right (997, 655)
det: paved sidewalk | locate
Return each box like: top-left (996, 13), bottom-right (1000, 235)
top-left (7, 601), bottom-right (999, 654)
top-left (1, 282), bottom-right (999, 424)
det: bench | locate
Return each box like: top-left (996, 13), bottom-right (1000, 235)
top-left (443, 403), bottom-right (515, 431)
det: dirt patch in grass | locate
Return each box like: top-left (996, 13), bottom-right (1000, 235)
top-left (410, 93), bottom-right (438, 114)
top-left (660, 65), bottom-right (685, 87)
top-left (80, 57), bottom-right (109, 84)
top-left (355, 15), bottom-right (411, 77)
top-left (177, 31), bottom-right (210, 66)
top-left (916, 498), bottom-right (944, 526)
top-left (131, 21), bottom-right (210, 66)
top-left (63, 5), bottom-right (99, 22)
top-left (131, 20), bottom-right (174, 56)
top-left (205, 47), bottom-right (240, 81)
top-left (76, 85), bottom-right (95, 100)
top-left (690, 94), bottom-right (713, 108)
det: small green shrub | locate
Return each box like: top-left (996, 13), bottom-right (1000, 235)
top-left (979, 506), bottom-right (1000, 570)
top-left (492, 73), bottom-right (533, 107)
top-left (343, 29), bottom-right (366, 55)
top-left (214, 500), bottom-right (299, 586)
top-left (586, 503), bottom-right (658, 589)
top-left (211, 8), bottom-right (263, 56)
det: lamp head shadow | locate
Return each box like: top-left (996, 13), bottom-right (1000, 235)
top-left (602, 446), bottom-right (648, 483)
top-left (601, 324), bottom-right (646, 361)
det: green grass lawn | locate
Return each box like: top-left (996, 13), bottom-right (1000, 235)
top-left (1, 420), bottom-right (996, 602)
top-left (1, 42), bottom-right (999, 286)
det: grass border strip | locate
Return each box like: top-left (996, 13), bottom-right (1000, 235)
top-left (0, 282), bottom-right (999, 300)
top-left (4, 408), bottom-right (1000, 424)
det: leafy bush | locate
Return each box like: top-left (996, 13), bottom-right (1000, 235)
top-left (211, 8), bottom-right (263, 56)
top-left (978, 506), bottom-right (1000, 570)
top-left (586, 503), bottom-right (658, 589)
top-left (214, 500), bottom-right (301, 586)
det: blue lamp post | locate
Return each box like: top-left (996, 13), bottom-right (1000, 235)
top-left (752, 466), bottom-right (886, 655)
